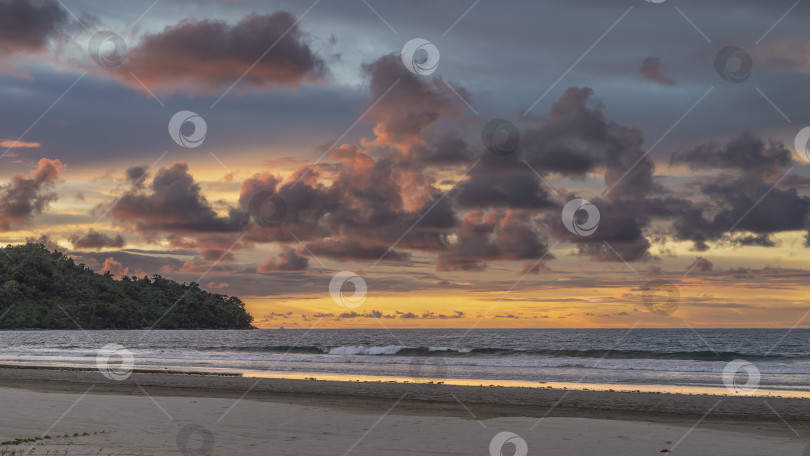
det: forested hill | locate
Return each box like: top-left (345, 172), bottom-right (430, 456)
top-left (0, 243), bottom-right (254, 329)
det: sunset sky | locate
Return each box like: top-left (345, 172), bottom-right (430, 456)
top-left (1, 0), bottom-right (809, 328)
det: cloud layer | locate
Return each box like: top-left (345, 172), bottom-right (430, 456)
top-left (120, 11), bottom-right (326, 94)
top-left (0, 158), bottom-right (63, 230)
top-left (90, 50), bottom-right (809, 278)
top-left (0, 0), bottom-right (808, 316)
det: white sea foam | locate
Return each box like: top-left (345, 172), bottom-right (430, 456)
top-left (428, 346), bottom-right (473, 353)
top-left (326, 345), bottom-right (410, 355)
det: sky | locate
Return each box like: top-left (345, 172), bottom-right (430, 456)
top-left (1, 0), bottom-right (810, 329)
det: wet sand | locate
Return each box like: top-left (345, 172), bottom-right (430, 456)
top-left (0, 367), bottom-right (808, 455)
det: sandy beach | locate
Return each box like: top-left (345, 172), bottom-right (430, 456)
top-left (0, 367), bottom-right (807, 455)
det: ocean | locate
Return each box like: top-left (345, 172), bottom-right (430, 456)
top-left (2, 328), bottom-right (809, 396)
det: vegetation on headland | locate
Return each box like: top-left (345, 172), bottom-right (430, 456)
top-left (0, 243), bottom-right (254, 329)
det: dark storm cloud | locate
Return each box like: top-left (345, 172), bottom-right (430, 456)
top-left (560, 193), bottom-right (695, 262)
top-left (729, 233), bottom-right (777, 247)
top-left (84, 65), bottom-right (809, 275)
top-left (110, 162), bottom-right (249, 233)
top-left (469, 87), bottom-right (660, 203)
top-left (257, 247), bottom-right (309, 272)
top-left (671, 131), bottom-right (793, 171)
top-left (4, 0), bottom-right (809, 172)
top-left (455, 87), bottom-right (676, 263)
top-left (437, 210), bottom-right (551, 271)
top-left (454, 87), bottom-right (627, 211)
top-left (362, 53), bottom-right (464, 146)
top-left (120, 11), bottom-right (327, 94)
top-left (307, 238), bottom-right (410, 263)
top-left (0, 158), bottom-right (63, 230)
top-left (3, 0), bottom-right (806, 282)
top-left (673, 180), bottom-right (810, 250)
top-left (453, 166), bottom-right (558, 210)
top-left (641, 57), bottom-right (677, 87)
top-left (564, 199), bottom-right (653, 262)
top-left (404, 133), bottom-right (476, 168)
top-left (522, 87), bottom-right (612, 176)
top-left (233, 52), bottom-right (573, 270)
top-left (4, 0), bottom-right (808, 173)
top-left (70, 229), bottom-right (125, 250)
top-left (232, 74), bottom-right (743, 268)
top-left (239, 151), bottom-right (456, 261)
top-left (231, 54), bottom-right (472, 265)
top-left (125, 166), bottom-right (149, 187)
top-left (233, 52), bottom-right (471, 264)
top-left (667, 130), bottom-right (809, 250)
top-left (0, 0), bottom-right (72, 64)
top-left (172, 233), bottom-right (250, 263)
top-left (3, 0), bottom-right (810, 312)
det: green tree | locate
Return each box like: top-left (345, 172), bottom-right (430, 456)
top-left (0, 243), bottom-right (254, 329)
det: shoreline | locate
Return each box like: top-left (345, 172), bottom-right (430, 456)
top-left (1, 367), bottom-right (808, 454)
top-left (2, 362), bottom-right (808, 399)
top-left (1, 366), bottom-right (809, 426)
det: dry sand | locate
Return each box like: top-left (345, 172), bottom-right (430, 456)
top-left (0, 367), bottom-right (808, 455)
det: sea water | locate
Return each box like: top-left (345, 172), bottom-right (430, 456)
top-left (1, 328), bottom-right (808, 395)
